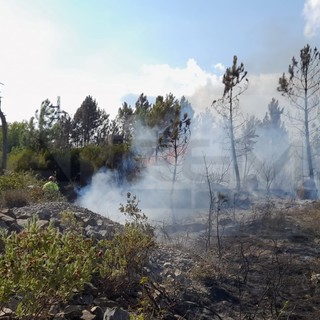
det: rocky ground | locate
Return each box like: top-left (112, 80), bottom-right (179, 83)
top-left (0, 198), bottom-right (320, 319)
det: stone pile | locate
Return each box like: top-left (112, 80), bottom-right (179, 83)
top-left (0, 202), bottom-right (123, 239)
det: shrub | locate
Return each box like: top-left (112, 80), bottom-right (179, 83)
top-left (0, 194), bottom-right (156, 319)
top-left (0, 215), bottom-right (96, 319)
top-left (80, 144), bottom-right (107, 171)
top-left (0, 171), bottom-right (42, 192)
top-left (0, 171), bottom-right (43, 208)
top-left (60, 209), bottom-right (83, 233)
top-left (98, 193), bottom-right (156, 287)
top-left (41, 188), bottom-right (66, 203)
top-left (1, 189), bottom-right (29, 208)
top-left (8, 148), bottom-right (46, 173)
top-left (0, 171), bottom-right (66, 208)
top-left (100, 223), bottom-right (155, 282)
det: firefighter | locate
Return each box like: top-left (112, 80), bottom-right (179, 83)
top-left (42, 176), bottom-right (59, 192)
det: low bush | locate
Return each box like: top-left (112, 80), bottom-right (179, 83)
top-left (0, 194), bottom-right (156, 319)
top-left (0, 171), bottom-right (42, 192)
top-left (97, 193), bottom-right (156, 293)
top-left (0, 171), bottom-right (67, 208)
top-left (0, 215), bottom-right (96, 319)
top-left (1, 189), bottom-right (29, 208)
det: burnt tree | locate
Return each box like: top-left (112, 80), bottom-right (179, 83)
top-left (278, 44), bottom-right (320, 197)
top-left (213, 56), bottom-right (248, 192)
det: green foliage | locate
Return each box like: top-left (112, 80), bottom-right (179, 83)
top-left (80, 144), bottom-right (108, 171)
top-left (119, 192), bottom-right (154, 236)
top-left (0, 171), bottom-right (66, 208)
top-left (8, 148), bottom-right (46, 172)
top-left (116, 102), bottom-right (134, 141)
top-left (146, 93), bottom-right (179, 129)
top-left (99, 193), bottom-right (155, 284)
top-left (60, 210), bottom-right (83, 233)
top-left (41, 188), bottom-right (66, 203)
top-left (72, 95), bottom-right (110, 146)
top-left (0, 171), bottom-right (42, 192)
top-left (0, 121), bottom-right (30, 153)
top-left (101, 223), bottom-right (155, 281)
top-left (0, 194), bottom-right (156, 319)
top-left (134, 93), bottom-right (151, 126)
top-left (119, 192), bottom-right (148, 222)
top-left (0, 215), bottom-right (96, 319)
top-left (105, 143), bottom-right (130, 170)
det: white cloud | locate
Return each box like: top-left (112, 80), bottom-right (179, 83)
top-left (303, 0), bottom-right (320, 37)
top-left (213, 63), bottom-right (225, 73)
top-left (0, 2), bottom-right (288, 126)
top-left (123, 58), bottom-right (221, 104)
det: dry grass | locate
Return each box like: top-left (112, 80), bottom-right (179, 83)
top-left (287, 201), bottom-right (320, 237)
top-left (0, 189), bottom-right (29, 208)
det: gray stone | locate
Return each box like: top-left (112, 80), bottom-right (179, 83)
top-left (0, 213), bottom-right (15, 223)
top-left (91, 306), bottom-right (104, 320)
top-left (36, 208), bottom-right (52, 220)
top-left (93, 297), bottom-right (118, 309)
top-left (53, 312), bottom-right (67, 320)
top-left (0, 308), bottom-right (13, 317)
top-left (0, 208), bottom-right (15, 218)
top-left (48, 304), bottom-right (60, 316)
top-left (104, 307), bottom-right (130, 320)
top-left (81, 310), bottom-right (96, 320)
top-left (63, 305), bottom-right (83, 319)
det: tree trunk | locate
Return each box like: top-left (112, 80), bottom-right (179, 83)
top-left (0, 104), bottom-right (7, 175)
top-left (170, 140), bottom-right (179, 224)
top-left (229, 97), bottom-right (241, 192)
top-left (304, 101), bottom-right (314, 179)
top-left (304, 91), bottom-right (317, 198)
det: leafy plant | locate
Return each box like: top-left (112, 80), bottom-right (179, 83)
top-left (0, 215), bottom-right (96, 319)
top-left (0, 171), bottom-right (42, 192)
top-left (60, 209), bottom-right (83, 233)
top-left (0, 171), bottom-right (66, 208)
top-left (0, 193), bottom-right (157, 319)
top-left (98, 193), bottom-right (156, 288)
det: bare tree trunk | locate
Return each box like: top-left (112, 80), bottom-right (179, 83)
top-left (229, 98), bottom-right (241, 192)
top-left (203, 156), bottom-right (213, 251)
top-left (0, 100), bottom-right (7, 175)
top-left (304, 101), bottom-right (314, 179)
top-left (304, 95), bottom-right (317, 198)
top-left (170, 140), bottom-right (179, 224)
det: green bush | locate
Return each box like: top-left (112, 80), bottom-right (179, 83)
top-left (0, 171), bottom-right (42, 192)
top-left (0, 194), bottom-right (156, 319)
top-left (100, 223), bottom-right (155, 283)
top-left (0, 216), bottom-right (96, 319)
top-left (80, 144), bottom-right (107, 171)
top-left (99, 193), bottom-right (155, 285)
top-left (0, 171), bottom-right (66, 208)
top-left (8, 148), bottom-right (46, 173)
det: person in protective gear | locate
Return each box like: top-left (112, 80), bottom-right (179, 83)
top-left (42, 176), bottom-right (59, 192)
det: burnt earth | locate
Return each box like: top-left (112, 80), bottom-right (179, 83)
top-left (0, 199), bottom-right (319, 319)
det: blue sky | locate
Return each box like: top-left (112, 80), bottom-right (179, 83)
top-left (0, 0), bottom-right (319, 122)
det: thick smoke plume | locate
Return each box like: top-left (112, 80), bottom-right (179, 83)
top-left (76, 97), bottom-right (318, 224)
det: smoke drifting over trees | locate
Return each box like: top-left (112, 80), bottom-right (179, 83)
top-left (1, 45), bottom-right (320, 223)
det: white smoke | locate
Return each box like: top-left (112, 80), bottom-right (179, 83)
top-left (75, 111), bottom-right (236, 224)
top-left (303, 0), bottom-right (320, 38)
